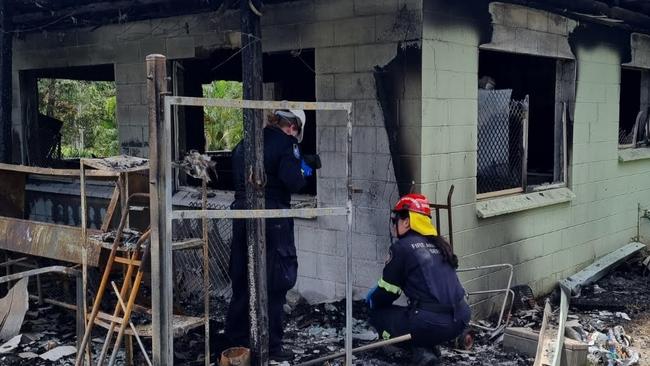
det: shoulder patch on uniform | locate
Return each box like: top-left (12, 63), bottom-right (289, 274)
top-left (293, 144), bottom-right (301, 159)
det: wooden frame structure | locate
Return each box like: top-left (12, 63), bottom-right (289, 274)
top-left (148, 53), bottom-right (353, 366)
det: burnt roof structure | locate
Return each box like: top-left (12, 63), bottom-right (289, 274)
top-left (4, 0), bottom-right (650, 34)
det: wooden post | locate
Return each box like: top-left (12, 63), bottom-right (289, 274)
top-left (240, 1), bottom-right (268, 365)
top-left (0, 1), bottom-right (12, 163)
top-left (147, 54), bottom-right (173, 366)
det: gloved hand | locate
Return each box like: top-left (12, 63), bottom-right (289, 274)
top-left (365, 285), bottom-right (378, 310)
top-left (302, 154), bottom-right (322, 170)
top-left (301, 159), bottom-right (313, 177)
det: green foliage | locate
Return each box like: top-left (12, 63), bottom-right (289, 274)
top-left (38, 79), bottom-right (118, 158)
top-left (202, 80), bottom-right (243, 151)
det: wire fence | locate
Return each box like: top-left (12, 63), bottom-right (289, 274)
top-left (172, 200), bottom-right (233, 305)
top-left (477, 90), bottom-right (529, 195)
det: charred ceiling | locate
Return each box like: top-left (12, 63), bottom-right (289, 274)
top-left (6, 0), bottom-right (295, 33)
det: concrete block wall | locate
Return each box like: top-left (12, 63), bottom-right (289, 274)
top-left (10, 0), bottom-right (423, 303)
top-left (423, 0), bottom-right (650, 316)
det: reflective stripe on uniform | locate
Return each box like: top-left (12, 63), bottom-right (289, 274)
top-left (378, 277), bottom-right (401, 295)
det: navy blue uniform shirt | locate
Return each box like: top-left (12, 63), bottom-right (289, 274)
top-left (232, 126), bottom-right (306, 206)
top-left (371, 232), bottom-right (467, 311)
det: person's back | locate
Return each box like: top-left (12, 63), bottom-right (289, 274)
top-left (366, 193), bottom-right (471, 366)
top-left (231, 125), bottom-right (305, 206)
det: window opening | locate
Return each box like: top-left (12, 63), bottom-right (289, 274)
top-left (619, 68), bottom-right (649, 148)
top-left (174, 50), bottom-right (316, 195)
top-left (31, 64), bottom-right (117, 168)
top-left (477, 50), bottom-right (569, 197)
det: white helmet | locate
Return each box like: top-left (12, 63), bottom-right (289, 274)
top-left (275, 109), bottom-right (306, 142)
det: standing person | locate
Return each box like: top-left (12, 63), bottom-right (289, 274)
top-left (225, 108), bottom-right (318, 362)
top-left (366, 194), bottom-right (471, 366)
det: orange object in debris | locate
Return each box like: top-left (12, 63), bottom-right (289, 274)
top-left (220, 347), bottom-right (251, 366)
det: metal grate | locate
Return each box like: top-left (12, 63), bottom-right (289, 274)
top-left (619, 109), bottom-right (649, 148)
top-left (172, 200), bottom-right (233, 305)
top-left (477, 90), bottom-right (529, 195)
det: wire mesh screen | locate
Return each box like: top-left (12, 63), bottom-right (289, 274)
top-left (172, 200), bottom-right (233, 304)
top-left (477, 90), bottom-right (528, 195)
top-left (619, 110), bottom-right (649, 147)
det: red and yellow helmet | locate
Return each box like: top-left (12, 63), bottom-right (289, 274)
top-left (392, 193), bottom-right (432, 217)
top-left (392, 194), bottom-right (437, 236)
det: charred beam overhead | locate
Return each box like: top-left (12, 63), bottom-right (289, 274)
top-left (504, 0), bottom-right (650, 32)
top-left (10, 0), bottom-right (224, 31)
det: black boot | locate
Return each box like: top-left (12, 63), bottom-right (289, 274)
top-left (411, 346), bottom-right (439, 366)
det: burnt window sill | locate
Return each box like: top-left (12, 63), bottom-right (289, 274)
top-left (618, 147), bottom-right (650, 162)
top-left (476, 187), bottom-right (575, 219)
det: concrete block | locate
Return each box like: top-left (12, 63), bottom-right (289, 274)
top-left (166, 36), bottom-right (196, 59)
top-left (319, 152), bottom-right (347, 178)
top-left (263, 1), bottom-right (315, 25)
top-left (354, 100), bottom-right (385, 127)
top-left (299, 21), bottom-right (335, 48)
top-left (333, 17), bottom-right (376, 46)
top-left (316, 110), bottom-right (348, 127)
top-left (299, 226), bottom-right (340, 255)
top-left (354, 0), bottom-right (399, 16)
top-left (140, 38), bottom-right (166, 58)
top-left (422, 98), bottom-right (449, 127)
top-left (315, 0), bottom-right (355, 21)
top-left (115, 63), bottom-right (146, 85)
top-left (129, 105), bottom-right (148, 126)
top-left (376, 11), bottom-right (422, 43)
top-left (350, 233), bottom-right (378, 260)
top-left (298, 277), bottom-right (336, 304)
top-left (527, 9), bottom-right (549, 32)
top-left (115, 42), bottom-right (141, 63)
top-left (334, 72), bottom-right (376, 100)
top-left (354, 43), bottom-right (397, 71)
top-left (376, 129), bottom-right (391, 154)
top-left (116, 84), bottom-right (144, 106)
top-left (316, 254), bottom-right (346, 282)
top-left (353, 259), bottom-right (383, 288)
top-left (352, 127), bottom-right (378, 153)
top-left (355, 206), bottom-right (389, 235)
top-left (316, 74), bottom-right (335, 100)
top-left (262, 24), bottom-right (300, 52)
top-left (316, 46), bottom-right (355, 74)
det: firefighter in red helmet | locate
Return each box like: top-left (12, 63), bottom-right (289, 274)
top-left (366, 193), bottom-right (471, 366)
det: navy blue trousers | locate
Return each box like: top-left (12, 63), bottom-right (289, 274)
top-left (225, 200), bottom-right (298, 354)
top-left (369, 303), bottom-right (470, 347)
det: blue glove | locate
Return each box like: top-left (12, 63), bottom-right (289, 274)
top-left (366, 285), bottom-right (378, 310)
top-left (301, 159), bottom-right (313, 177)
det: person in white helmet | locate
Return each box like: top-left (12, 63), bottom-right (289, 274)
top-left (225, 108), bottom-right (320, 362)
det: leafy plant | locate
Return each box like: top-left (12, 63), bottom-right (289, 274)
top-left (202, 80), bottom-right (243, 151)
top-left (38, 79), bottom-right (118, 158)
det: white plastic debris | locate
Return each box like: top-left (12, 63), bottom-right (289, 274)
top-left (352, 329), bottom-right (378, 341)
top-left (18, 352), bottom-right (38, 359)
top-left (39, 345), bottom-right (77, 361)
top-left (0, 335), bottom-right (21, 354)
top-left (616, 312), bottom-right (631, 321)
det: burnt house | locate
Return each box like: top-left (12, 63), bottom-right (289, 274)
top-left (1, 0), bottom-right (650, 324)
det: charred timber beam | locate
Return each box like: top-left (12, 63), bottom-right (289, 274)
top-left (12, 0), bottom-right (172, 24)
top-left (241, 0), bottom-right (268, 364)
top-left (0, 1), bottom-right (12, 163)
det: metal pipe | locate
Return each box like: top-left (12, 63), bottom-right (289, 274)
top-left (110, 281), bottom-right (153, 366)
top-left (295, 334), bottom-right (412, 366)
top-left (345, 110), bottom-right (353, 366)
top-left (172, 207), bottom-right (347, 220)
top-left (201, 178), bottom-right (210, 366)
top-left (165, 97), bottom-right (351, 111)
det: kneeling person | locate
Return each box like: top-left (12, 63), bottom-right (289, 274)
top-left (366, 194), bottom-right (471, 365)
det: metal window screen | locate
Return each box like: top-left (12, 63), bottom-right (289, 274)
top-left (477, 90), bottom-right (529, 195)
top-left (619, 109), bottom-right (649, 147)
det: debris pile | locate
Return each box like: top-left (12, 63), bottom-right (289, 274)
top-left (0, 302), bottom-right (81, 365)
top-left (175, 150), bottom-right (216, 182)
